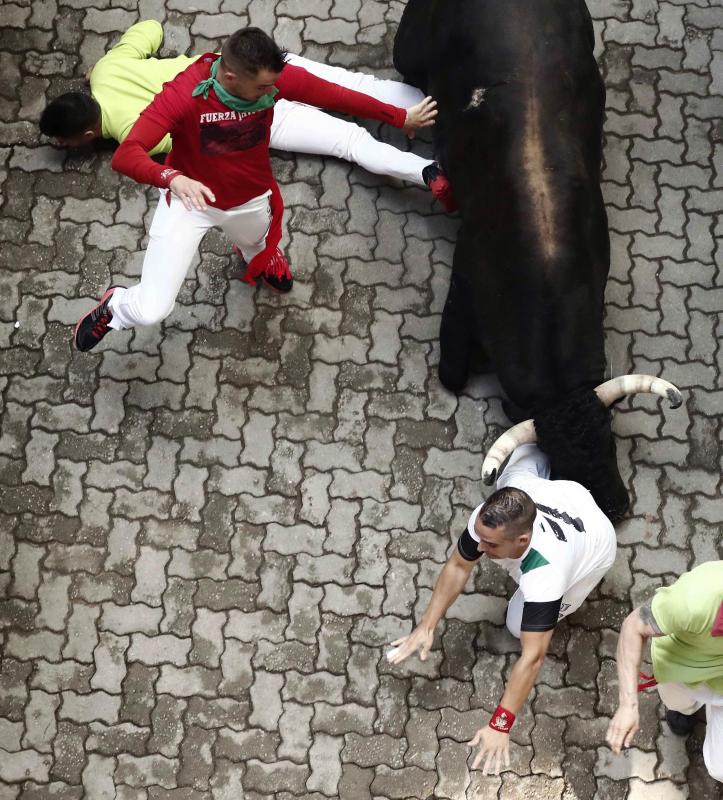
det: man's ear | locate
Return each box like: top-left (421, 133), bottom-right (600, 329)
top-left (517, 531), bottom-right (531, 548)
top-left (82, 129), bottom-right (96, 142)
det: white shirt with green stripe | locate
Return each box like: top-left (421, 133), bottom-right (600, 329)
top-left (459, 473), bottom-right (617, 631)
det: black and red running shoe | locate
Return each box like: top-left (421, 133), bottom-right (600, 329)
top-left (262, 247), bottom-right (293, 293)
top-left (73, 285), bottom-right (124, 352)
top-left (230, 245), bottom-right (293, 293)
top-left (422, 162), bottom-right (458, 213)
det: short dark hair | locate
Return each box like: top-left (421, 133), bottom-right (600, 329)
top-left (39, 92), bottom-right (101, 138)
top-left (478, 487), bottom-right (536, 540)
top-left (221, 27), bottom-right (286, 76)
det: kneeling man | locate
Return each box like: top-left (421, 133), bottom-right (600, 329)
top-left (389, 443), bottom-right (617, 773)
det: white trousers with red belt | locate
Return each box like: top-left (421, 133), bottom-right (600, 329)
top-left (108, 190), bottom-right (271, 329)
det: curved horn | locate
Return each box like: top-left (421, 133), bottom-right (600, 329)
top-left (481, 419), bottom-right (536, 485)
top-left (481, 374), bottom-right (682, 486)
top-left (594, 374), bottom-right (683, 409)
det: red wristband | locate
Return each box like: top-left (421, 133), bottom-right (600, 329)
top-left (489, 705), bottom-right (516, 733)
top-left (160, 168), bottom-right (182, 188)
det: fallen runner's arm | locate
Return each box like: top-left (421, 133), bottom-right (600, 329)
top-left (275, 64), bottom-right (436, 134)
top-left (387, 549), bottom-right (476, 664)
top-left (469, 627), bottom-right (554, 774)
top-left (606, 605), bottom-right (663, 754)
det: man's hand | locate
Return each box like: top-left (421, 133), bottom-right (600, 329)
top-left (387, 623), bottom-right (434, 664)
top-left (169, 175), bottom-right (216, 211)
top-left (469, 726), bottom-right (511, 774)
top-left (403, 96), bottom-right (438, 138)
top-left (85, 65), bottom-right (94, 82)
top-left (606, 704), bottom-right (640, 754)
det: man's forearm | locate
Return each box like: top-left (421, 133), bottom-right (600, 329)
top-left (111, 115), bottom-right (174, 187)
top-left (420, 558), bottom-right (472, 630)
top-left (278, 66), bottom-right (407, 129)
top-left (615, 612), bottom-right (647, 709)
top-left (499, 652), bottom-right (545, 715)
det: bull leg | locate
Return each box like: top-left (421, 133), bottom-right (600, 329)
top-left (438, 272), bottom-right (474, 394)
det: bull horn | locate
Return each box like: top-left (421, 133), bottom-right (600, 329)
top-left (594, 374), bottom-right (683, 409)
top-left (480, 373), bottom-right (682, 485)
top-left (481, 419), bottom-right (536, 485)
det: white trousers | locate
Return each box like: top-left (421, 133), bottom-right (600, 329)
top-left (657, 682), bottom-right (723, 782)
top-left (109, 190), bottom-right (271, 329)
top-left (496, 444), bottom-right (613, 639)
top-left (273, 54), bottom-right (429, 186)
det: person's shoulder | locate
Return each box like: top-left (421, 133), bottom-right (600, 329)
top-left (171, 53), bottom-right (214, 83)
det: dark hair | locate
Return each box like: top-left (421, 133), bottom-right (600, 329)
top-left (39, 92), bottom-right (101, 138)
top-left (478, 487), bottom-right (536, 539)
top-left (221, 27), bottom-right (286, 76)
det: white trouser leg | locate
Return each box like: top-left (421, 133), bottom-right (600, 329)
top-left (271, 99), bottom-right (429, 185)
top-left (217, 190), bottom-right (273, 263)
top-left (496, 443), bottom-right (552, 489)
top-left (109, 191), bottom-right (212, 329)
top-left (284, 53), bottom-right (425, 107)
top-left (657, 683), bottom-right (723, 782)
top-left (657, 682), bottom-right (704, 716)
top-left (703, 697), bottom-right (723, 783)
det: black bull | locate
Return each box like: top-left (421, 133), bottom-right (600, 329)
top-left (394, 0), bottom-right (631, 519)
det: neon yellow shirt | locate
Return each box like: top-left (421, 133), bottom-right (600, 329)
top-left (651, 560), bottom-right (723, 693)
top-left (90, 20), bottom-right (198, 156)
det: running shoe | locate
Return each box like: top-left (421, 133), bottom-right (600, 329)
top-left (422, 162), bottom-right (458, 212)
top-left (73, 285), bottom-right (123, 352)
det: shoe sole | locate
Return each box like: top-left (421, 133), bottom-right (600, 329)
top-left (73, 285), bottom-right (122, 352)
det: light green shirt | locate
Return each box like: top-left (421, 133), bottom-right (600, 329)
top-left (651, 560), bottom-right (723, 693)
top-left (90, 20), bottom-right (198, 156)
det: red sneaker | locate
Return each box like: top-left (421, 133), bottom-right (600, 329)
top-left (423, 162), bottom-right (458, 212)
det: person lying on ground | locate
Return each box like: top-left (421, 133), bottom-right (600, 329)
top-left (72, 26), bottom-right (439, 352)
top-left (39, 20), bottom-right (455, 211)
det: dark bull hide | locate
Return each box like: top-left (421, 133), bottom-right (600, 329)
top-left (394, 0), bottom-right (634, 519)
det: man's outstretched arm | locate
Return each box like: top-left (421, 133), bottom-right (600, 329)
top-left (275, 64), bottom-right (437, 136)
top-left (388, 548), bottom-right (476, 663)
top-left (469, 627), bottom-right (554, 774)
top-left (606, 605), bottom-right (663, 753)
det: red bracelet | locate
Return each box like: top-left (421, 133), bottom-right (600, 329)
top-left (489, 705), bottom-right (516, 733)
top-left (159, 168), bottom-right (182, 188)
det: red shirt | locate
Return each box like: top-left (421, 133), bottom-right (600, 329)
top-left (111, 55), bottom-right (407, 210)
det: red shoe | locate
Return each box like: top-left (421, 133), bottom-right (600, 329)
top-left (231, 245), bottom-right (293, 292)
top-left (423, 162), bottom-right (458, 212)
top-left (73, 285), bottom-right (124, 352)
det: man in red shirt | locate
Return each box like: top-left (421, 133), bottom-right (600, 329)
top-left (74, 27), bottom-right (438, 352)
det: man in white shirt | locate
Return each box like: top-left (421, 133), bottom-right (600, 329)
top-left (389, 443), bottom-right (617, 773)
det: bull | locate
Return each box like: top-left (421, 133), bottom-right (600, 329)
top-left (393, 0), bottom-right (680, 520)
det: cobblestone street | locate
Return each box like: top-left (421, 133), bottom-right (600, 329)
top-left (1, 0), bottom-right (722, 797)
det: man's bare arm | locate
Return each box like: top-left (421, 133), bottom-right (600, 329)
top-left (469, 627), bottom-right (554, 773)
top-left (500, 628), bottom-right (555, 713)
top-left (606, 604), bottom-right (663, 753)
top-left (388, 549), bottom-right (476, 663)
